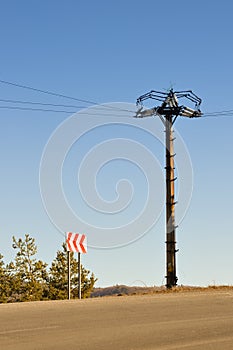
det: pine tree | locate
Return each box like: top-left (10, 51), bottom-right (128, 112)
top-left (48, 243), bottom-right (97, 299)
top-left (0, 254), bottom-right (11, 303)
top-left (7, 234), bottom-right (48, 302)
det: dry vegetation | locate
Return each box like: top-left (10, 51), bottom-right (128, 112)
top-left (91, 284), bottom-right (233, 297)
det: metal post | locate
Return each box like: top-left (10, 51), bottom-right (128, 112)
top-left (78, 252), bottom-right (81, 299)
top-left (67, 250), bottom-right (71, 300)
top-left (165, 115), bottom-right (177, 288)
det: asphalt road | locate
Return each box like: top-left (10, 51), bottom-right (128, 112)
top-left (1, 291), bottom-right (233, 349)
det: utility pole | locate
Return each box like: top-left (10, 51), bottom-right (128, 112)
top-left (165, 114), bottom-right (177, 288)
top-left (135, 89), bottom-right (202, 288)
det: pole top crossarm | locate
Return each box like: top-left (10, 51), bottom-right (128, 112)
top-left (135, 89), bottom-right (202, 119)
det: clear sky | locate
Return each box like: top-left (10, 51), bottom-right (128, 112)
top-left (0, 0), bottom-right (233, 287)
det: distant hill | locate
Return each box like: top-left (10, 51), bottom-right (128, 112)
top-left (91, 284), bottom-right (233, 297)
top-left (91, 285), bottom-right (165, 297)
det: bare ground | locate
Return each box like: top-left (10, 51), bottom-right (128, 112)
top-left (1, 289), bottom-right (233, 350)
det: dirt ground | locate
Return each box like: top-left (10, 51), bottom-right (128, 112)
top-left (1, 290), bottom-right (233, 349)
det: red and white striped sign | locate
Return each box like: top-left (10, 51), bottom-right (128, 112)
top-left (66, 232), bottom-right (87, 253)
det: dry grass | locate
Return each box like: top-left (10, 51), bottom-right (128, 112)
top-left (91, 284), bottom-right (233, 297)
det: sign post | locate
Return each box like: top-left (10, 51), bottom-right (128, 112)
top-left (66, 232), bottom-right (87, 300)
top-left (78, 252), bottom-right (81, 299)
top-left (67, 250), bottom-right (71, 300)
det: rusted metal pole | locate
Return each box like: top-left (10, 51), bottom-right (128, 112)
top-left (165, 115), bottom-right (177, 288)
top-left (135, 89), bottom-right (202, 289)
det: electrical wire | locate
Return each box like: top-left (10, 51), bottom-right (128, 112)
top-left (0, 105), bottom-right (135, 118)
top-left (203, 115), bottom-right (233, 118)
top-left (203, 110), bottom-right (233, 117)
top-left (0, 79), bottom-right (97, 105)
top-left (0, 79), bottom-right (136, 115)
top-left (0, 98), bottom-right (136, 116)
top-left (1, 78), bottom-right (233, 119)
top-left (0, 98), bottom-right (86, 109)
top-left (0, 105), bottom-right (76, 113)
top-left (1, 103), bottom-right (233, 120)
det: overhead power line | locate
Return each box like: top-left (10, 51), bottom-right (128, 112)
top-left (1, 78), bottom-right (233, 118)
top-left (0, 98), bottom-right (85, 109)
top-left (0, 79), bottom-right (136, 115)
top-left (0, 105), bottom-right (135, 117)
top-left (0, 79), bottom-right (97, 105)
top-left (1, 102), bottom-right (233, 118)
top-left (203, 110), bottom-right (233, 117)
top-left (0, 105), bottom-right (76, 114)
top-left (0, 98), bottom-right (135, 116)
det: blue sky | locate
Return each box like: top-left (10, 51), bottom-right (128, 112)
top-left (0, 1), bottom-right (233, 287)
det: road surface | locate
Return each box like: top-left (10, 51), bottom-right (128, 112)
top-left (1, 290), bottom-right (233, 349)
